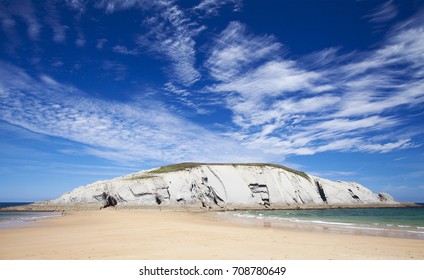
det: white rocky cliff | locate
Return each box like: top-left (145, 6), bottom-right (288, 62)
top-left (51, 163), bottom-right (397, 209)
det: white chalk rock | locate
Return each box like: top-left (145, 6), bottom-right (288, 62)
top-left (52, 163), bottom-right (398, 209)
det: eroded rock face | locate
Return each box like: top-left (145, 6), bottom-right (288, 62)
top-left (93, 192), bottom-right (118, 208)
top-left (51, 163), bottom-right (398, 209)
top-left (378, 192), bottom-right (396, 202)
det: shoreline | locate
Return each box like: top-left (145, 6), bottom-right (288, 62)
top-left (0, 209), bottom-right (423, 259)
top-left (2, 208), bottom-right (423, 240)
top-left (0, 212), bottom-right (64, 230)
top-left (210, 211), bottom-right (424, 240)
top-left (0, 201), bottom-right (420, 213)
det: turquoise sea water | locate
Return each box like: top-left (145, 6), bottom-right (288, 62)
top-left (224, 204), bottom-right (424, 239)
top-left (0, 202), bottom-right (62, 229)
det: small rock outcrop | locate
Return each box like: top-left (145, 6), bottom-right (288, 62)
top-left (378, 192), bottom-right (396, 202)
top-left (48, 163), bottom-right (398, 209)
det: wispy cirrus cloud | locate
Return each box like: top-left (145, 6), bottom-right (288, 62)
top-left (206, 16), bottom-right (424, 156)
top-left (101, 60), bottom-right (127, 81)
top-left (96, 38), bottom-right (107, 49)
top-left (205, 21), bottom-right (282, 81)
top-left (365, 0), bottom-right (398, 23)
top-left (65, 0), bottom-right (87, 14)
top-left (95, 0), bottom-right (202, 86)
top-left (163, 82), bottom-right (190, 97)
top-left (1, 0), bottom-right (88, 47)
top-left (162, 82), bottom-right (214, 115)
top-left (75, 33), bottom-right (86, 47)
top-left (0, 0), bottom-right (41, 41)
top-left (63, 0), bottom-right (87, 47)
top-left (212, 60), bottom-right (322, 97)
top-left (136, 2), bottom-right (203, 86)
top-left (45, 0), bottom-right (67, 43)
top-left (193, 0), bottom-right (242, 17)
top-left (112, 45), bottom-right (138, 55)
top-left (0, 61), bottom-right (269, 165)
top-left (1, 1), bottom-right (422, 166)
top-left (95, 0), bottom-right (152, 13)
top-left (206, 22), bottom-right (329, 130)
top-left (15, 0), bottom-right (40, 40)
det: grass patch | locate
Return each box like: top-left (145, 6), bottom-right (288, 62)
top-left (148, 162), bottom-right (310, 180)
top-left (125, 174), bottom-right (158, 180)
top-left (148, 163), bottom-right (202, 174)
top-left (232, 163), bottom-right (310, 181)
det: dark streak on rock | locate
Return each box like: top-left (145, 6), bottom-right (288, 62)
top-left (348, 189), bottom-right (360, 200)
top-left (315, 181), bottom-right (327, 203)
top-left (248, 183), bottom-right (270, 206)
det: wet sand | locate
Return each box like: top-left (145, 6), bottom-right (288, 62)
top-left (0, 209), bottom-right (423, 259)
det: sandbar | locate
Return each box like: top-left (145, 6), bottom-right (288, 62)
top-left (0, 209), bottom-right (423, 260)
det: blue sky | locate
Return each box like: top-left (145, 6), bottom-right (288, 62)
top-left (1, 0), bottom-right (424, 202)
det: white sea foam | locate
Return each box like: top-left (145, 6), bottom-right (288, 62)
top-left (407, 230), bottom-right (424, 233)
top-left (307, 220), bottom-right (354, 226)
top-left (0, 212), bottom-right (63, 229)
top-left (221, 211), bottom-right (424, 240)
top-left (345, 226), bottom-right (387, 231)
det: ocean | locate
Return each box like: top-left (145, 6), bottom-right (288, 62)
top-left (220, 203), bottom-right (424, 240)
top-left (0, 202), bottom-right (63, 229)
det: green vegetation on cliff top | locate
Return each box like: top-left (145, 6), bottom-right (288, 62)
top-left (148, 162), bottom-right (310, 180)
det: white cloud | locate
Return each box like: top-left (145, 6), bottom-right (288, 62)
top-left (161, 82), bottom-right (215, 115)
top-left (45, 0), bottom-right (67, 43)
top-left (308, 116), bottom-right (397, 133)
top-left (0, 5), bottom-right (18, 52)
top-left (193, 0), bottom-right (242, 17)
top-left (365, 0), bottom-right (398, 23)
top-left (394, 157), bottom-right (407, 161)
top-left (0, 0), bottom-right (41, 41)
top-left (240, 114), bottom-right (405, 156)
top-left (0, 3), bottom-right (15, 30)
top-left (94, 1), bottom-right (202, 86)
top-left (96, 38), bottom-right (107, 49)
top-left (101, 60), bottom-right (127, 81)
top-left (75, 35), bottom-right (85, 47)
top-left (275, 95), bottom-right (340, 114)
top-left (1, 1), bottom-right (422, 163)
top-left (40, 74), bottom-right (60, 86)
top-left (95, 0), bottom-right (152, 13)
top-left (211, 60), bottom-right (321, 97)
top-left (65, 0), bottom-right (87, 13)
top-left (205, 22), bottom-right (282, 81)
top-left (163, 82), bottom-right (190, 96)
top-left (18, 0), bottom-right (41, 40)
top-left (360, 139), bottom-right (412, 153)
top-left (0, 62), bottom-right (270, 165)
top-left (205, 16), bottom-right (424, 156)
top-left (136, 2), bottom-right (202, 86)
top-left (112, 45), bottom-right (138, 55)
top-left (50, 59), bottom-right (64, 67)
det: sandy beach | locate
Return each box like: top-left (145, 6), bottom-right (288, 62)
top-left (0, 209), bottom-right (423, 260)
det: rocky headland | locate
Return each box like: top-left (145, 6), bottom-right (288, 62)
top-left (2, 162), bottom-right (413, 212)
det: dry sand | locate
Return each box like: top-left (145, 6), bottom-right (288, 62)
top-left (0, 209), bottom-right (423, 260)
